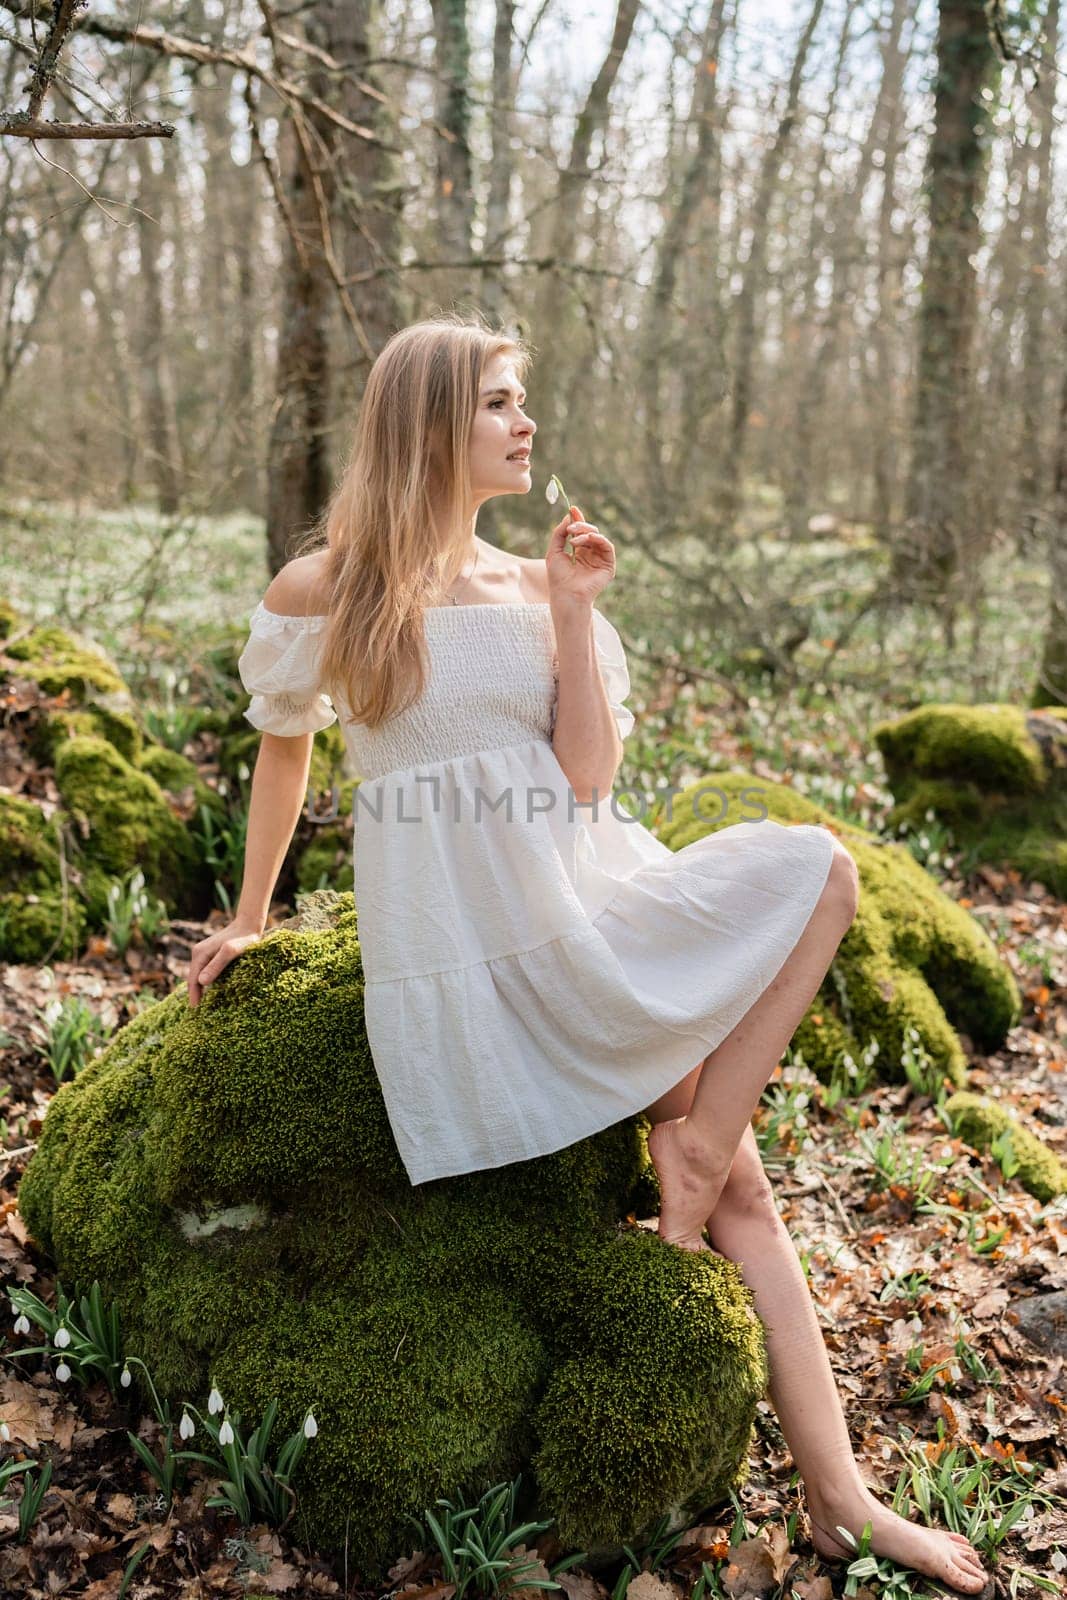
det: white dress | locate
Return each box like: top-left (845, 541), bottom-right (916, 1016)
top-left (237, 598), bottom-right (837, 1186)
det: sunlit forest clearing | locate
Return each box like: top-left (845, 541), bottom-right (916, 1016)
top-left (1, 0), bottom-right (1066, 1596)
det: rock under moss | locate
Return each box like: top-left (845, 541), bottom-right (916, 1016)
top-left (17, 892), bottom-right (768, 1577)
top-left (943, 1090), bottom-right (1067, 1203)
top-left (872, 703), bottom-right (1067, 895)
top-left (654, 772), bottom-right (1020, 1089)
top-left (54, 736), bottom-right (207, 919)
top-left (0, 600), bottom-right (221, 959)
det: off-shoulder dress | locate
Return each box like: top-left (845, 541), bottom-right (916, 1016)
top-left (236, 599), bottom-right (836, 1186)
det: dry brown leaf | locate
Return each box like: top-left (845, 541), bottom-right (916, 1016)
top-left (789, 1579), bottom-right (834, 1600)
top-left (556, 1570), bottom-right (612, 1600)
top-left (255, 1557), bottom-right (305, 1593)
top-left (624, 1572), bottom-right (681, 1600)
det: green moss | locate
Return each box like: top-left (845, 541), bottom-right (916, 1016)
top-left (31, 705), bottom-right (143, 766)
top-left (137, 744), bottom-right (226, 822)
top-left (943, 1091), bottom-right (1067, 1204)
top-left (873, 704), bottom-right (1048, 797)
top-left (5, 624), bottom-right (127, 700)
top-left (53, 736), bottom-right (205, 915)
top-left (0, 597), bottom-right (20, 640)
top-left (17, 894), bottom-right (767, 1577)
top-left (654, 772), bottom-right (1020, 1085)
top-left (873, 704), bottom-right (1067, 894)
top-left (0, 888), bottom-right (85, 962)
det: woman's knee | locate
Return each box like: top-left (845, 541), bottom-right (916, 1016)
top-left (820, 839), bottom-right (859, 925)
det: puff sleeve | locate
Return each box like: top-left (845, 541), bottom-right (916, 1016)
top-left (593, 609), bottom-right (636, 740)
top-left (237, 601), bottom-right (338, 736)
top-left (584, 608), bottom-right (636, 741)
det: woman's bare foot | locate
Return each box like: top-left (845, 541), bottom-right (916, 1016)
top-left (808, 1483), bottom-right (990, 1594)
top-left (646, 1116), bottom-right (729, 1254)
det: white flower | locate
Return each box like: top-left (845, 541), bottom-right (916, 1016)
top-left (56, 1360), bottom-right (72, 1383)
top-left (218, 1418), bottom-right (234, 1447)
top-left (120, 1366), bottom-right (132, 1388)
top-left (0, 1421), bottom-right (10, 1442)
top-left (303, 1411), bottom-right (318, 1439)
top-left (53, 1325), bottom-right (71, 1349)
top-left (208, 1386), bottom-right (224, 1415)
top-left (13, 1314), bottom-right (30, 1335)
top-left (179, 1411), bottom-right (195, 1440)
top-left (545, 478), bottom-right (559, 506)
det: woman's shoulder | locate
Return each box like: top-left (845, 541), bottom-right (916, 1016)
top-left (262, 550), bottom-right (332, 619)
top-left (515, 554), bottom-right (550, 603)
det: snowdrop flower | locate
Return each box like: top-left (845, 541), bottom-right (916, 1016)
top-left (0, 1421), bottom-right (10, 1442)
top-left (208, 1386), bottom-right (224, 1415)
top-left (56, 1360), bottom-right (72, 1383)
top-left (303, 1411), bottom-right (318, 1439)
top-left (218, 1418), bottom-right (234, 1447)
top-left (179, 1411), bottom-right (195, 1440)
top-left (53, 1325), bottom-right (71, 1349)
top-left (120, 1365), bottom-right (132, 1388)
top-left (13, 1314), bottom-right (30, 1335)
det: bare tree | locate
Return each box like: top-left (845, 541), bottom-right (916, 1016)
top-left (896, 0), bottom-right (1000, 622)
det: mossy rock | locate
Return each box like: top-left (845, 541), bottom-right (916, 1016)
top-left (4, 622), bottom-right (128, 701)
top-left (872, 704), bottom-right (1067, 895)
top-left (0, 601), bottom-right (221, 959)
top-left (17, 891), bottom-right (768, 1577)
top-left (0, 795), bottom-right (86, 961)
top-left (653, 772), bottom-right (1020, 1087)
top-left (54, 736), bottom-right (207, 918)
top-left (943, 1090), bottom-right (1067, 1204)
top-left (137, 745), bottom-right (226, 824)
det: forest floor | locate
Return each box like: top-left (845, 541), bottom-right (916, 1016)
top-left (0, 852), bottom-right (1065, 1599)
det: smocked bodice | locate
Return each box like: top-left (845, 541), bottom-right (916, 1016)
top-left (236, 599), bottom-right (635, 784)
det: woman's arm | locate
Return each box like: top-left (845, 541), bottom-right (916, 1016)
top-left (550, 598), bottom-right (624, 808)
top-left (232, 732), bottom-right (315, 930)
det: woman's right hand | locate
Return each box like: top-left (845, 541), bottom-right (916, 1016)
top-left (187, 919), bottom-right (266, 1009)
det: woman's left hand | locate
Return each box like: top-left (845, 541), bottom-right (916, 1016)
top-left (546, 505), bottom-right (616, 608)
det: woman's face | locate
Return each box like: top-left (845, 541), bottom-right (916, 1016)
top-left (467, 351), bottom-right (536, 506)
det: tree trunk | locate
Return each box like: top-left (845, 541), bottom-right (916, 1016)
top-left (266, 0), bottom-right (402, 573)
top-left (430, 0), bottom-right (475, 298)
top-left (897, 0), bottom-right (999, 619)
top-left (639, 0), bottom-right (730, 515)
top-left (482, 0), bottom-right (517, 321)
top-left (134, 142), bottom-right (183, 515)
top-left (718, 0), bottom-right (825, 530)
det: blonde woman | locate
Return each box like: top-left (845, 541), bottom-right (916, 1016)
top-left (187, 313), bottom-right (988, 1594)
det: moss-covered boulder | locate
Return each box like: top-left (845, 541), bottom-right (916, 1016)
top-left (872, 703), bottom-right (1067, 896)
top-left (943, 1091), bottom-right (1067, 1204)
top-left (0, 600), bottom-right (216, 960)
top-left (17, 891), bottom-right (768, 1578)
top-left (653, 772), bottom-right (1020, 1089)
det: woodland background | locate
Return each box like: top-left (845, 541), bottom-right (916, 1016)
top-left (0, 3), bottom-right (1066, 1598)
top-left (0, 0), bottom-right (1064, 698)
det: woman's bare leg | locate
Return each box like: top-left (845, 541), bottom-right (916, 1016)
top-left (639, 1094), bottom-right (990, 1592)
top-left (646, 842), bottom-right (860, 1253)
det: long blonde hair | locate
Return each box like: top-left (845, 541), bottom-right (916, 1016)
top-left (301, 311), bottom-right (532, 730)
